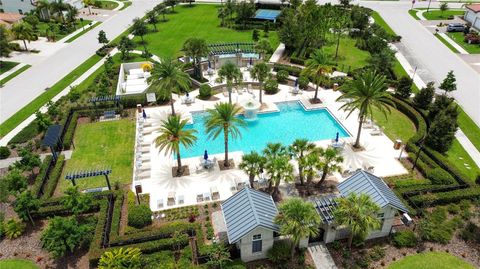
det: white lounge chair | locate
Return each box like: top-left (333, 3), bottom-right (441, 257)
top-left (370, 127), bottom-right (383, 136)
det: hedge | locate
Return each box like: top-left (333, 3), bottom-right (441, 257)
top-left (108, 191), bottom-right (124, 242)
top-left (273, 63), bottom-right (302, 77)
top-left (31, 155), bottom-right (53, 197)
top-left (89, 199), bottom-right (109, 267)
top-left (409, 187), bottom-right (480, 207)
top-left (42, 155), bottom-right (65, 199)
top-left (8, 120), bottom-right (40, 145)
top-left (62, 111), bottom-right (78, 150)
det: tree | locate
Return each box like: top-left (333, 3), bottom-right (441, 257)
top-left (218, 7), bottom-right (228, 27)
top-left (254, 39), bottom-right (272, 60)
top-left (3, 169), bottom-right (28, 194)
top-left (301, 50), bottom-right (332, 102)
top-left (288, 139), bottom-right (316, 186)
top-left (439, 70), bottom-right (456, 94)
top-left (235, 0), bottom-right (255, 29)
top-left (11, 22), bottom-right (35, 51)
top-left (239, 151), bottom-right (266, 189)
top-left (428, 94), bottom-right (455, 121)
top-left (336, 70), bottom-right (394, 148)
top-left (368, 48), bottom-right (396, 78)
top-left (131, 18), bottom-right (149, 54)
top-left (82, 0), bottom-right (94, 15)
top-left (301, 150), bottom-right (322, 190)
top-left (217, 61), bottom-right (242, 104)
top-left (263, 143), bottom-right (293, 195)
top-left (149, 57), bottom-right (191, 115)
top-left (154, 115), bottom-right (197, 176)
top-left (332, 193), bottom-right (381, 249)
top-left (331, 9), bottom-right (351, 60)
top-left (249, 62), bottom-right (270, 104)
top-left (0, 25), bottom-right (11, 57)
top-left (23, 15), bottom-right (40, 31)
top-left (41, 216), bottom-right (89, 258)
top-left (98, 247), bottom-right (142, 269)
top-left (50, 0), bottom-right (67, 22)
top-left (413, 82), bottom-right (435, 109)
top-left (205, 243), bottom-right (231, 269)
top-left (66, 5), bottom-right (78, 26)
top-left (165, 0), bottom-right (177, 12)
top-left (275, 198), bottom-right (321, 258)
top-left (154, 3), bottom-right (168, 22)
top-left (439, 2), bottom-right (449, 17)
top-left (204, 102), bottom-right (247, 168)
top-left (317, 147), bottom-right (343, 186)
top-left (14, 190), bottom-right (40, 226)
top-left (182, 38), bottom-right (209, 79)
top-left (35, 111), bottom-right (52, 132)
top-left (15, 149), bottom-right (41, 173)
top-left (425, 109), bottom-right (458, 153)
top-left (252, 29), bottom-right (259, 42)
top-left (146, 10), bottom-right (159, 32)
top-left (118, 36), bottom-right (135, 60)
top-left (63, 186), bottom-right (93, 215)
top-left (395, 76), bottom-right (413, 99)
top-left (36, 0), bottom-right (52, 20)
top-left (97, 30), bottom-right (109, 45)
top-left (339, 0), bottom-right (351, 7)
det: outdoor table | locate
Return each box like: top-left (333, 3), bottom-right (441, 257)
top-left (202, 159), bottom-right (214, 169)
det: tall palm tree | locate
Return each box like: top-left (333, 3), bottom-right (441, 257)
top-left (301, 49), bottom-right (332, 102)
top-left (333, 193), bottom-right (381, 249)
top-left (239, 151), bottom-right (266, 189)
top-left (50, 0), bottom-right (67, 23)
top-left (249, 62), bottom-right (270, 104)
top-left (154, 115), bottom-right (197, 176)
top-left (66, 5), bottom-right (78, 26)
top-left (204, 102), bottom-right (247, 168)
top-left (149, 57), bottom-right (191, 115)
top-left (11, 22), bottom-right (35, 51)
top-left (275, 198), bottom-right (321, 259)
top-left (288, 138), bottom-right (316, 186)
top-left (263, 143), bottom-right (292, 195)
top-left (317, 147), bottom-right (343, 186)
top-left (301, 150), bottom-right (322, 190)
top-left (336, 70), bottom-right (394, 148)
top-left (36, 0), bottom-right (51, 21)
top-left (182, 38), bottom-right (209, 79)
top-left (218, 61), bottom-right (242, 104)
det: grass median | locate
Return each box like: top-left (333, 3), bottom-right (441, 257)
top-left (65, 21), bottom-right (102, 43)
top-left (435, 33), bottom-right (460, 53)
top-left (0, 64), bottom-right (31, 86)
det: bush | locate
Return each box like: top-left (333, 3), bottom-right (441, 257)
top-left (276, 70), bottom-right (289, 84)
top-left (4, 218), bottom-right (25, 239)
top-left (392, 230), bottom-right (417, 248)
top-left (298, 76), bottom-right (309, 90)
top-left (43, 155), bottom-right (65, 199)
top-left (198, 84), bottom-right (212, 100)
top-left (128, 204), bottom-right (152, 229)
top-left (264, 79), bottom-right (279, 94)
top-left (395, 76), bottom-right (413, 99)
top-left (427, 168), bottom-right (455, 185)
top-left (267, 241), bottom-right (291, 264)
top-left (413, 82), bottom-right (435, 109)
top-left (418, 207), bottom-right (460, 244)
top-left (62, 111), bottom-right (78, 150)
top-left (0, 146), bottom-right (10, 159)
top-left (273, 63), bottom-right (302, 77)
top-left (8, 120), bottom-right (40, 145)
top-left (31, 156), bottom-right (53, 197)
top-left (289, 56), bottom-right (305, 65)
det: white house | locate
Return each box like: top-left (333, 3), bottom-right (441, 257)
top-left (465, 4), bottom-right (480, 31)
top-left (0, 0), bottom-right (83, 15)
top-left (311, 170), bottom-right (409, 244)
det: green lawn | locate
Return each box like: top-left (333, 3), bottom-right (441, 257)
top-left (0, 54), bottom-right (102, 137)
top-left (435, 33), bottom-right (460, 53)
top-left (58, 119), bottom-right (135, 193)
top-left (323, 36), bottom-right (370, 70)
top-left (458, 108), bottom-right (480, 152)
top-left (134, 5), bottom-right (279, 58)
top-left (0, 64), bottom-right (31, 86)
top-left (444, 139), bottom-right (480, 183)
top-left (97, 0), bottom-right (119, 10)
top-left (0, 61), bottom-right (19, 75)
top-left (422, 9), bottom-right (465, 20)
top-left (65, 21), bottom-right (101, 43)
top-left (408, 9), bottom-right (421, 20)
top-left (371, 11), bottom-right (396, 36)
top-left (119, 1), bottom-right (132, 10)
top-left (371, 105), bottom-right (417, 142)
top-left (388, 252), bottom-right (475, 269)
top-left (36, 19), bottom-right (92, 41)
top-left (0, 259), bottom-right (39, 269)
top-left (446, 32), bottom-right (480, 54)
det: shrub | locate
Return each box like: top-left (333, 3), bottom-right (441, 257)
top-left (369, 245), bottom-right (385, 261)
top-left (447, 203), bottom-right (460, 214)
top-left (427, 168), bottom-right (455, 185)
top-left (460, 222), bottom-right (480, 243)
top-left (198, 84), bottom-right (213, 100)
top-left (264, 79), bottom-right (279, 94)
top-left (418, 207), bottom-right (460, 244)
top-left (62, 111), bottom-right (78, 150)
top-left (392, 230), bottom-right (417, 248)
top-left (413, 82), bottom-right (435, 109)
top-left (43, 155), bottom-right (65, 199)
top-left (276, 70), bottom-right (289, 84)
top-left (4, 219), bottom-right (25, 239)
top-left (8, 120), bottom-right (40, 145)
top-left (267, 241), bottom-right (290, 264)
top-left (395, 76), bottom-right (413, 99)
top-left (128, 204), bottom-right (152, 229)
top-left (298, 76), bottom-right (309, 90)
top-left (273, 63), bottom-right (302, 77)
top-left (0, 146), bottom-right (10, 159)
top-left (31, 156), bottom-right (52, 197)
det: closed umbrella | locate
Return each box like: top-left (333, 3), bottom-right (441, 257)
top-left (249, 57), bottom-right (253, 66)
top-left (294, 78), bottom-right (298, 87)
top-left (142, 109), bottom-right (147, 119)
top-left (208, 60), bottom-right (211, 69)
top-left (204, 150), bottom-right (208, 160)
top-left (335, 132), bottom-right (339, 143)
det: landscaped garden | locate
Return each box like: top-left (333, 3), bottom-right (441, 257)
top-left (446, 31), bottom-right (480, 54)
top-left (388, 252), bottom-right (476, 269)
top-left (0, 259), bottom-right (39, 269)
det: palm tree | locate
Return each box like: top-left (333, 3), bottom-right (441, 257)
top-left (154, 3), bottom-right (168, 21)
top-left (263, 143), bottom-right (293, 195)
top-left (288, 138), bottom-right (316, 186)
top-left (336, 70), bottom-right (394, 148)
top-left (66, 5), bottom-right (78, 26)
top-left (36, 0), bottom-right (51, 20)
top-left (239, 151), bottom-right (266, 189)
top-left (154, 115), bottom-right (197, 176)
top-left (301, 50), bottom-right (332, 102)
top-left (11, 22), bottom-right (35, 51)
top-left (275, 198), bottom-right (321, 259)
top-left (301, 150), bottom-right (322, 190)
top-left (218, 61), bottom-right (242, 104)
top-left (317, 147), bottom-right (344, 186)
top-left (182, 38), bottom-right (209, 79)
top-left (149, 57), bottom-right (191, 115)
top-left (50, 0), bottom-right (67, 23)
top-left (333, 193), bottom-right (381, 249)
top-left (249, 62), bottom-right (270, 104)
top-left (204, 102), bottom-right (246, 168)
top-left (82, 0), bottom-right (93, 15)
top-left (254, 39), bottom-right (272, 60)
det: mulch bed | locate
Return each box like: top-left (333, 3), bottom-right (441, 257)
top-left (295, 179), bottom-right (339, 197)
top-left (218, 159), bottom-right (235, 171)
top-left (171, 165), bottom-right (190, 177)
top-left (309, 98), bottom-right (323, 104)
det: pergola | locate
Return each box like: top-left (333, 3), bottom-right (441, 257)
top-left (65, 168), bottom-right (113, 191)
top-left (208, 42), bottom-right (256, 56)
top-left (42, 124), bottom-right (63, 161)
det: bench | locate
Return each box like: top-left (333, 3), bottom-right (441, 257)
top-left (104, 110), bottom-right (116, 119)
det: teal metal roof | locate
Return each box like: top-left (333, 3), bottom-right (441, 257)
top-left (338, 170), bottom-right (409, 213)
top-left (221, 187), bottom-right (279, 244)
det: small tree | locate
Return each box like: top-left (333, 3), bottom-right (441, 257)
top-left (118, 36), bottom-right (135, 60)
top-left (288, 139), bottom-right (316, 186)
top-left (97, 30), bottom-right (109, 45)
top-left (439, 2), bottom-right (449, 18)
top-left (14, 149), bottom-right (41, 174)
top-left (165, 0), bottom-right (177, 12)
top-left (317, 147), bottom-right (343, 186)
top-left (239, 151), bottom-right (266, 189)
top-left (98, 248), bottom-right (142, 269)
top-left (0, 25), bottom-right (12, 57)
top-left (131, 18), bottom-right (149, 55)
top-left (205, 243), bottom-right (231, 269)
top-left (146, 10), bottom-right (159, 32)
top-left (4, 219), bottom-right (25, 239)
top-left (252, 29), bottom-right (260, 42)
top-left (425, 109), bottom-right (458, 153)
top-left (439, 70), bottom-right (456, 94)
top-left (35, 111), bottom-right (52, 133)
top-left (413, 82), bottom-right (435, 109)
top-left (63, 186), bottom-right (92, 215)
top-left (395, 76), bottom-right (413, 99)
top-left (11, 22), bottom-right (35, 51)
top-left (41, 216), bottom-right (88, 258)
top-left (428, 94), bottom-right (455, 121)
top-left (154, 3), bottom-right (168, 21)
top-left (3, 169), bottom-right (28, 194)
top-left (14, 190), bottom-right (40, 226)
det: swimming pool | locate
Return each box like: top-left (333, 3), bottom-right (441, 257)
top-left (180, 102), bottom-right (349, 158)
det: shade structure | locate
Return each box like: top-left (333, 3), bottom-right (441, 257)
top-left (42, 124), bottom-right (62, 147)
top-left (208, 60), bottom-right (211, 69)
top-left (249, 57), bottom-right (253, 65)
top-left (335, 132), bottom-right (339, 142)
top-left (142, 109), bottom-right (147, 119)
top-left (204, 150), bottom-right (208, 160)
top-left (186, 92), bottom-right (190, 97)
top-left (294, 78), bottom-right (298, 87)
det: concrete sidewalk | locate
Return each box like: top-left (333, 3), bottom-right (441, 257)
top-left (308, 243), bottom-right (337, 269)
top-left (0, 63), bottom-right (28, 81)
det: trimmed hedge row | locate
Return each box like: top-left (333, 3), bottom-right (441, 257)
top-left (62, 111), bottom-right (78, 150)
top-left (273, 63), bottom-right (302, 77)
top-left (108, 191), bottom-right (124, 242)
top-left (409, 187), bottom-right (480, 207)
top-left (42, 155), bottom-right (65, 199)
top-left (89, 199), bottom-right (109, 267)
top-left (31, 155), bottom-right (52, 197)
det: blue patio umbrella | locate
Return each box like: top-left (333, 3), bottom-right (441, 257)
top-left (294, 78), bottom-right (298, 87)
top-left (204, 150), bottom-right (208, 160)
top-left (249, 57), bottom-right (253, 66)
top-left (142, 109), bottom-right (147, 119)
top-left (208, 60), bottom-right (211, 69)
top-left (335, 132), bottom-right (339, 143)
top-left (186, 92), bottom-right (190, 97)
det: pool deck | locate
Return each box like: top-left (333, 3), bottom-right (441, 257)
top-left (133, 81), bottom-right (409, 211)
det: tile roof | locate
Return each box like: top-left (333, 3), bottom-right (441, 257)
top-left (221, 187), bottom-right (279, 244)
top-left (466, 4), bottom-right (480, 13)
top-left (0, 13), bottom-right (24, 24)
top-left (338, 170), bottom-right (409, 213)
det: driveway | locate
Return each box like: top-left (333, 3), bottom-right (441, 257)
top-left (0, 0), bottom-right (160, 124)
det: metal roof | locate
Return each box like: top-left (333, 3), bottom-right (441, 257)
top-left (338, 170), bottom-right (409, 213)
top-left (42, 124), bottom-right (62, 147)
top-left (221, 187), bottom-right (279, 244)
top-left (311, 194), bottom-right (340, 225)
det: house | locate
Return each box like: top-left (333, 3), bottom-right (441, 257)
top-left (0, 13), bottom-right (24, 29)
top-left (465, 4), bottom-right (480, 31)
top-left (221, 187), bottom-right (280, 262)
top-left (0, 0), bottom-right (83, 15)
top-left (312, 170), bottom-right (409, 243)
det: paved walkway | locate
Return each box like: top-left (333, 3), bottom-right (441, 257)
top-left (438, 33), bottom-right (469, 54)
top-left (308, 243), bottom-right (338, 269)
top-left (269, 43), bottom-right (285, 63)
top-left (0, 63), bottom-right (28, 81)
top-left (57, 20), bottom-right (100, 43)
top-left (0, 150), bottom-right (73, 169)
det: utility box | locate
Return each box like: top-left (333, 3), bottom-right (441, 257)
top-left (394, 139), bottom-right (402, 150)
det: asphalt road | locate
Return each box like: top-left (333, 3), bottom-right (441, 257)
top-left (0, 0), bottom-right (160, 124)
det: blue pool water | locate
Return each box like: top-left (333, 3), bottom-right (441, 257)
top-left (180, 102), bottom-right (349, 158)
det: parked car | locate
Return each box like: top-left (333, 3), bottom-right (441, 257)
top-left (447, 23), bottom-right (465, 32)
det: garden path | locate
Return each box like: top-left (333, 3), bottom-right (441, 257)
top-left (308, 242), bottom-right (338, 269)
